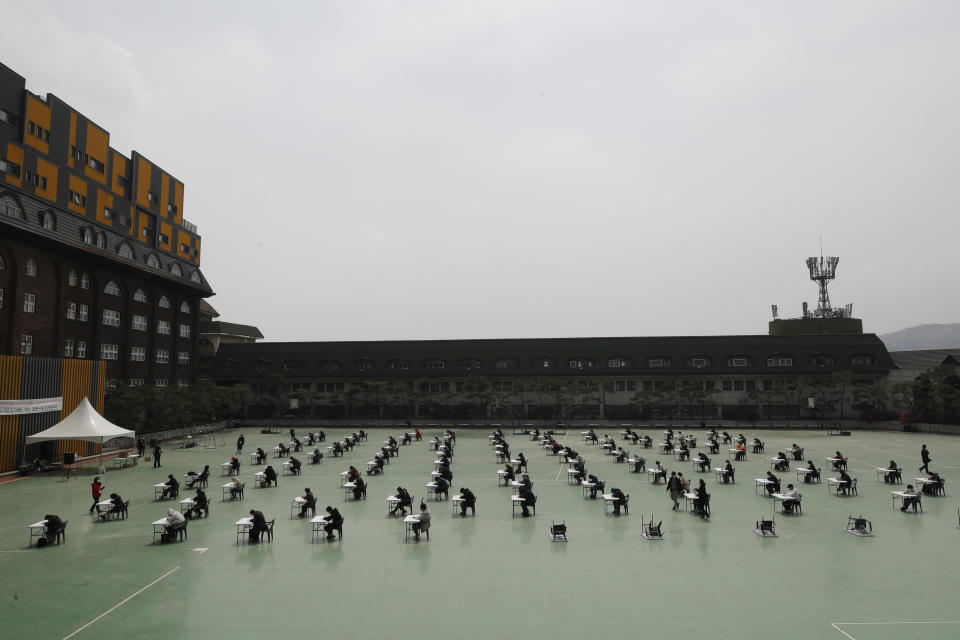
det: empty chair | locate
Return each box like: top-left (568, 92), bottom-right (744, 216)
top-left (550, 521), bottom-right (568, 541)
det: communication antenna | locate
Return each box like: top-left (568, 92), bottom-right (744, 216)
top-left (805, 253), bottom-right (839, 317)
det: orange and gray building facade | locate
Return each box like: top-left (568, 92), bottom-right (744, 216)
top-left (0, 61), bottom-right (214, 390)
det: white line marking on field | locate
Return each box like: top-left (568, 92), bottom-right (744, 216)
top-left (61, 565), bottom-right (180, 640)
top-left (831, 620), bottom-right (960, 639)
top-left (555, 466), bottom-right (563, 482)
top-left (193, 547), bottom-right (208, 553)
top-left (830, 623), bottom-right (857, 639)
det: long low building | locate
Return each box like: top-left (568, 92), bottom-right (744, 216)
top-left (211, 324), bottom-right (895, 422)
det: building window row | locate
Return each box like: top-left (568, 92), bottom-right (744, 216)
top-left (102, 309), bottom-right (120, 327)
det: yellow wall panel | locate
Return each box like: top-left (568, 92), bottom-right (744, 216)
top-left (136, 157), bottom-right (151, 208)
top-left (84, 123), bottom-right (109, 184)
top-left (159, 221), bottom-right (172, 252)
top-left (174, 181), bottom-right (184, 225)
top-left (96, 189), bottom-right (114, 226)
top-left (36, 158), bottom-right (58, 201)
top-left (0, 356), bottom-right (23, 474)
top-left (68, 112), bottom-right (78, 169)
top-left (127, 204), bottom-right (136, 237)
top-left (67, 174), bottom-right (87, 215)
top-left (58, 359), bottom-right (93, 460)
top-left (3, 143), bottom-right (23, 187)
top-left (160, 173), bottom-right (170, 219)
top-left (24, 96), bottom-right (50, 155)
top-left (111, 152), bottom-right (127, 197)
top-left (177, 230), bottom-right (192, 259)
top-left (194, 236), bottom-right (201, 264)
top-left (137, 210), bottom-right (150, 244)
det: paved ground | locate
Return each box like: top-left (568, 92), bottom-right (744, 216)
top-left (2, 426), bottom-right (959, 640)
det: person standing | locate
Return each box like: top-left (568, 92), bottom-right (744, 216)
top-left (919, 445), bottom-right (932, 473)
top-left (236, 434), bottom-right (245, 455)
top-left (152, 444), bottom-right (162, 468)
top-left (89, 476), bottom-right (105, 512)
top-left (137, 437), bottom-right (146, 458)
top-left (667, 471), bottom-right (682, 511)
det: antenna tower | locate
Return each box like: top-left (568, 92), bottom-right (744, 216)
top-left (805, 254), bottom-right (839, 317)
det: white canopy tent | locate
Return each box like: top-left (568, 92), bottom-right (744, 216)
top-left (25, 397), bottom-right (135, 473)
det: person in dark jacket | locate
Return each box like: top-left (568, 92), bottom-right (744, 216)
top-left (255, 447), bottom-right (267, 464)
top-left (610, 487), bottom-right (627, 515)
top-left (310, 448), bottom-right (323, 464)
top-left (353, 476), bottom-right (366, 500)
top-left (517, 486), bottom-right (536, 517)
top-left (586, 474), bottom-right (604, 499)
top-left (289, 456), bottom-right (301, 476)
top-left (458, 487), bottom-right (476, 516)
top-left (137, 437), bottom-right (146, 457)
top-left (187, 465), bottom-right (210, 488)
top-left (667, 471), bottom-right (683, 510)
top-left (236, 434), bottom-right (245, 455)
top-left (161, 474), bottom-right (179, 499)
top-left (248, 509), bottom-right (268, 543)
top-left (299, 488), bottom-right (316, 517)
top-left (323, 506), bottom-right (343, 540)
top-left (919, 445), bottom-right (932, 473)
top-left (152, 444), bottom-right (162, 468)
top-left (393, 486), bottom-right (412, 516)
top-left (263, 466), bottom-right (278, 487)
top-left (186, 488), bottom-right (208, 519)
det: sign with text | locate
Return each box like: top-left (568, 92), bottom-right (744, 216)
top-left (0, 397), bottom-right (64, 415)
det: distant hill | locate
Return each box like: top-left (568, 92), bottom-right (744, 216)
top-left (880, 323), bottom-right (960, 352)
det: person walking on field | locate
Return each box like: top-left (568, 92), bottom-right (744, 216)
top-left (919, 444), bottom-right (932, 473)
top-left (236, 434), bottom-right (245, 455)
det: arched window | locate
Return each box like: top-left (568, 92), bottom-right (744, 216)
top-left (422, 358), bottom-right (446, 369)
top-left (458, 358), bottom-right (483, 370)
top-left (158, 295), bottom-right (170, 309)
top-left (765, 354), bottom-right (794, 367)
top-left (726, 356), bottom-right (750, 368)
top-left (170, 263), bottom-right (182, 277)
top-left (569, 357), bottom-right (595, 369)
top-left (68, 270), bottom-right (77, 286)
top-left (851, 354), bottom-right (878, 366)
top-left (531, 357), bottom-right (555, 369)
top-left (607, 356), bottom-right (633, 368)
top-left (147, 254), bottom-right (161, 269)
top-left (26, 258), bottom-right (38, 277)
top-left (41, 211), bottom-right (56, 231)
top-left (133, 289), bottom-right (148, 303)
top-left (104, 281), bottom-right (121, 296)
top-left (0, 194), bottom-right (24, 220)
top-left (494, 358), bottom-right (519, 369)
top-left (387, 359), bottom-right (410, 370)
top-left (647, 356), bottom-right (672, 368)
top-left (0, 254), bottom-right (4, 270)
top-left (118, 243), bottom-right (134, 259)
top-left (316, 359), bottom-right (341, 370)
top-left (809, 353), bottom-right (835, 368)
top-left (180, 301), bottom-right (190, 314)
top-left (80, 273), bottom-right (90, 289)
top-left (283, 360), bottom-right (306, 371)
top-left (352, 358), bottom-right (375, 371)
top-left (82, 227), bottom-right (94, 244)
top-left (686, 356), bottom-right (711, 368)
top-left (190, 270), bottom-right (202, 284)
top-left (97, 231), bottom-right (106, 248)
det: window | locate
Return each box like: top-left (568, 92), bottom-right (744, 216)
top-left (130, 378), bottom-right (144, 387)
top-left (68, 270), bottom-right (78, 286)
top-left (178, 324), bottom-right (191, 338)
top-left (64, 339), bottom-right (74, 358)
top-left (0, 194), bottom-right (24, 219)
top-left (531, 357), bottom-right (554, 369)
top-left (190, 271), bottom-right (202, 284)
top-left (180, 301), bottom-right (191, 314)
top-left (316, 359), bottom-right (341, 370)
top-left (96, 232), bottom-right (106, 249)
top-left (119, 243), bottom-right (134, 259)
top-left (494, 358), bottom-right (519, 369)
top-left (852, 355), bottom-right (877, 366)
top-left (71, 145), bottom-right (85, 163)
top-left (647, 358), bottom-right (669, 368)
top-left (23, 293), bottom-right (35, 313)
top-left (157, 320), bottom-right (171, 335)
top-left (41, 212), bottom-right (55, 231)
top-left (20, 335), bottom-right (32, 355)
top-left (569, 358), bottom-right (595, 369)
top-left (69, 190), bottom-right (87, 207)
top-left (80, 273), bottom-right (89, 289)
top-left (26, 258), bottom-right (38, 276)
top-left (177, 379), bottom-right (189, 389)
top-left (130, 346), bottom-right (146, 362)
top-left (156, 349), bottom-right (169, 364)
top-left (102, 309), bottom-right (120, 327)
top-left (158, 232), bottom-right (169, 245)
top-left (0, 288), bottom-right (4, 309)
top-left (155, 379), bottom-right (168, 388)
top-left (104, 281), bottom-right (121, 296)
top-left (766, 357), bottom-right (793, 367)
top-left (180, 243), bottom-right (190, 253)
top-left (282, 360), bottom-right (304, 371)
top-left (76, 340), bottom-right (87, 358)
top-left (168, 203), bottom-right (177, 215)
top-left (352, 359), bottom-right (374, 371)
top-left (0, 159), bottom-right (20, 178)
top-left (733, 380), bottom-right (744, 391)
top-left (147, 191), bottom-right (157, 204)
top-left (159, 295), bottom-right (170, 309)
top-left (727, 357), bottom-right (748, 367)
top-left (131, 315), bottom-right (147, 331)
top-left (116, 175), bottom-right (129, 188)
top-left (457, 358), bottom-right (482, 370)
top-left (615, 380), bottom-right (637, 392)
top-left (810, 354), bottom-right (835, 368)
top-left (423, 358), bottom-right (446, 369)
top-left (103, 207), bottom-right (114, 220)
top-left (0, 255), bottom-right (4, 269)
top-left (688, 357), bottom-right (709, 368)
top-left (79, 304), bottom-right (88, 322)
top-left (82, 227), bottom-right (94, 245)
top-left (178, 351), bottom-right (190, 365)
top-left (0, 108), bottom-right (17, 125)
top-left (133, 289), bottom-right (148, 303)
top-left (607, 356), bottom-right (632, 368)
top-left (147, 254), bottom-right (161, 269)
top-left (388, 359), bottom-right (410, 370)
top-left (66, 302), bottom-right (77, 320)
top-left (100, 344), bottom-right (119, 360)
top-left (88, 157), bottom-right (105, 173)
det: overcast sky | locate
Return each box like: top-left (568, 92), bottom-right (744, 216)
top-left (3, 1), bottom-right (959, 341)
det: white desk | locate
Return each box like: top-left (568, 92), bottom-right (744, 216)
top-left (310, 515), bottom-right (331, 541)
top-left (581, 481), bottom-right (598, 499)
top-left (403, 514), bottom-right (423, 540)
top-left (648, 468), bottom-right (666, 484)
top-left (249, 453), bottom-right (260, 465)
top-left (877, 467), bottom-right (901, 482)
top-left (291, 497), bottom-right (311, 518)
top-left (826, 478), bottom-right (850, 495)
top-left (153, 483), bottom-right (169, 500)
top-left (714, 467), bottom-right (734, 483)
top-left (451, 494), bottom-right (467, 515)
top-left (771, 492), bottom-right (801, 513)
top-left (222, 482), bottom-right (242, 500)
top-left (511, 495), bottom-right (529, 516)
top-left (755, 478), bottom-right (775, 494)
top-left (221, 462), bottom-right (233, 475)
top-left (94, 499), bottom-right (115, 516)
top-left (891, 491), bottom-right (921, 510)
top-left (628, 458), bottom-right (645, 473)
top-left (152, 518), bottom-right (170, 544)
top-left (795, 467), bottom-right (818, 482)
top-left (602, 493), bottom-right (626, 514)
top-left (235, 517), bottom-right (253, 544)
top-left (567, 468), bottom-right (581, 484)
top-left (179, 498), bottom-right (195, 512)
top-left (27, 520), bottom-right (47, 546)
top-left (497, 470), bottom-right (510, 486)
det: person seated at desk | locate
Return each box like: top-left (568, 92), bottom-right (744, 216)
top-left (520, 474), bottom-right (533, 490)
top-left (629, 455), bottom-right (646, 473)
top-left (752, 438), bottom-right (764, 454)
top-left (562, 447), bottom-right (578, 463)
top-left (458, 487), bottom-right (476, 516)
top-left (293, 438), bottom-right (302, 452)
top-left (299, 488), bottom-right (317, 517)
top-left (721, 460), bottom-right (735, 484)
top-left (586, 474), bottom-right (604, 499)
top-left (103, 492), bottom-right (124, 518)
top-left (832, 451), bottom-right (847, 471)
top-left (187, 465), bottom-right (210, 489)
top-left (439, 464), bottom-right (453, 483)
top-left (186, 488), bottom-right (208, 519)
top-left (665, 428), bottom-right (674, 442)
top-left (331, 442), bottom-right (344, 457)
top-left (765, 471), bottom-right (781, 495)
top-left (352, 476), bottom-right (366, 499)
top-left (306, 433), bottom-right (316, 446)
top-left (901, 484), bottom-right (920, 511)
top-left (289, 456), bottom-right (302, 475)
top-left (499, 442), bottom-right (510, 459)
top-left (782, 484), bottom-right (801, 513)
top-left (358, 429), bottom-right (367, 440)
top-left (278, 442), bottom-right (290, 457)
top-left (677, 442), bottom-right (690, 461)
top-left (347, 466), bottom-right (361, 483)
top-left (393, 486), bottom-right (413, 516)
top-left (586, 429), bottom-right (598, 444)
top-left (516, 451), bottom-right (528, 472)
top-left (791, 443), bottom-right (804, 460)
top-left (653, 461), bottom-right (667, 485)
top-left (610, 487), bottom-right (627, 515)
top-left (230, 457), bottom-right (241, 475)
top-left (517, 486), bottom-right (536, 517)
top-left (614, 447), bottom-right (628, 463)
top-left (310, 448), bottom-right (323, 464)
top-left (434, 475), bottom-right (451, 498)
top-left (837, 469), bottom-right (853, 495)
top-left (721, 431), bottom-right (731, 444)
top-left (255, 448), bottom-right (267, 465)
top-left (162, 508), bottom-right (186, 543)
top-left (228, 476), bottom-right (243, 499)
top-left (678, 472), bottom-right (690, 493)
top-left (629, 431), bottom-right (640, 445)
top-left (662, 439), bottom-right (674, 453)
top-left (343, 437), bottom-right (355, 452)
top-left (317, 430), bottom-right (326, 443)
top-left (530, 428), bottom-right (540, 441)
top-left (884, 460), bottom-right (901, 484)
top-left (922, 472), bottom-right (943, 495)
top-left (503, 463), bottom-right (516, 483)
top-left (411, 502), bottom-right (431, 540)
top-left (430, 436), bottom-right (441, 450)
top-left (696, 453), bottom-right (711, 472)
top-left (707, 438), bottom-right (720, 454)
top-left (692, 479), bottom-right (710, 519)
top-left (735, 433), bottom-right (746, 445)
top-left (641, 435), bottom-right (653, 448)
top-left (369, 456), bottom-right (385, 475)
top-left (248, 509), bottom-right (268, 543)
top-left (263, 466), bottom-right (278, 487)
top-left (773, 452), bottom-right (789, 472)
top-left (162, 474), bottom-right (179, 500)
top-left (569, 458), bottom-right (585, 482)
top-left (804, 460), bottom-right (820, 484)
top-left (401, 432), bottom-right (412, 445)
top-left (43, 514), bottom-right (65, 543)
top-left (734, 443), bottom-right (747, 461)
top-left (445, 429), bottom-right (456, 443)
top-left (549, 440), bottom-right (564, 456)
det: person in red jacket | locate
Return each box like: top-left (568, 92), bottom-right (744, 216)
top-left (89, 476), bottom-right (104, 513)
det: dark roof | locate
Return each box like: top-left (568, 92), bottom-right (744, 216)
top-left (212, 333), bottom-right (894, 379)
top-left (889, 348), bottom-right (960, 371)
top-left (199, 321), bottom-right (263, 339)
top-left (199, 299), bottom-right (219, 319)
